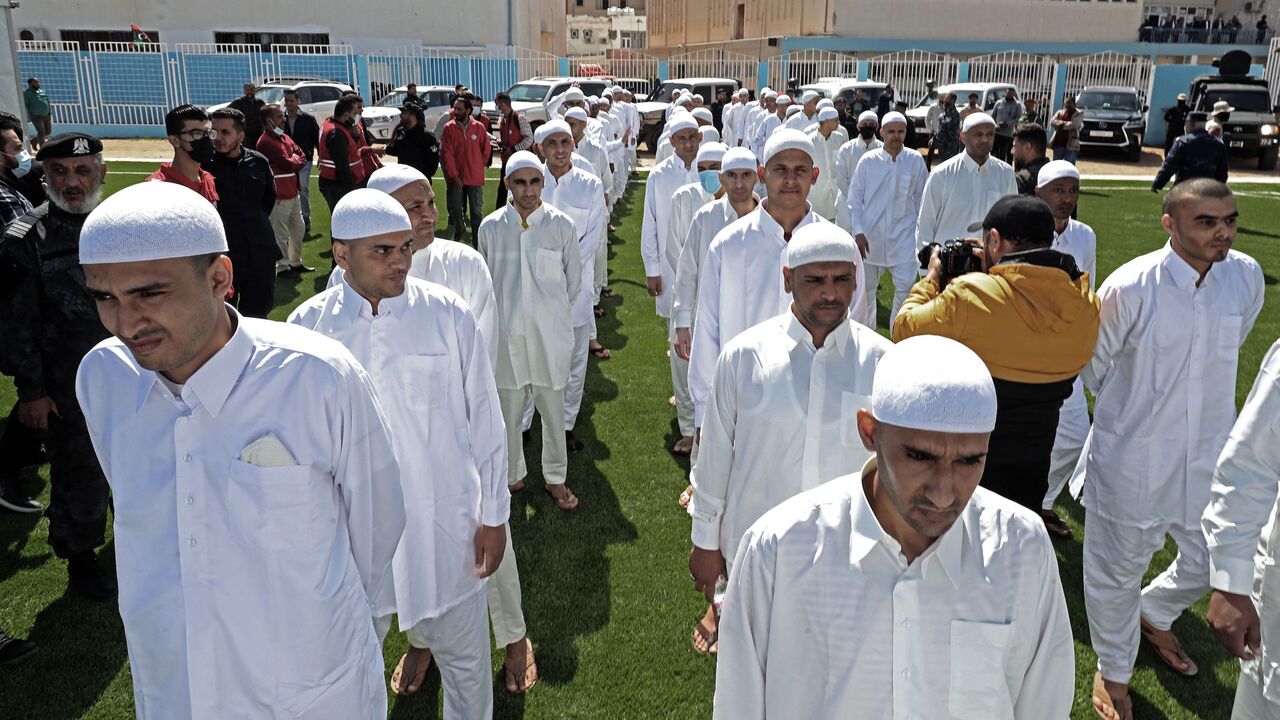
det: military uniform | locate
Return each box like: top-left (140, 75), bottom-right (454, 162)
top-left (1152, 124), bottom-right (1229, 191)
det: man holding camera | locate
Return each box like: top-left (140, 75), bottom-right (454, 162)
top-left (893, 195), bottom-right (1100, 516)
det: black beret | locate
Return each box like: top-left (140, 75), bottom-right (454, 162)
top-left (35, 132), bottom-right (103, 161)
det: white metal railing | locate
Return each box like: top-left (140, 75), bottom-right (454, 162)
top-left (667, 49), bottom-right (759, 90)
top-left (967, 50), bottom-right (1059, 123)
top-left (766, 49), bottom-right (859, 92)
top-left (1064, 51), bottom-right (1153, 104)
top-left (866, 50), bottom-right (959, 107)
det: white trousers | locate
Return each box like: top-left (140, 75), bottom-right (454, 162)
top-left (1045, 378), bottom-right (1089, 509)
top-left (669, 317), bottom-right (694, 437)
top-left (1083, 508), bottom-right (1211, 683)
top-left (863, 261), bottom-right (917, 326)
top-left (594, 232), bottom-right (608, 302)
top-left (500, 385), bottom-right (567, 486)
top-left (375, 590), bottom-right (492, 720)
top-left (1233, 671), bottom-right (1280, 719)
top-left (564, 324), bottom-right (592, 431)
top-left (485, 522), bottom-right (527, 648)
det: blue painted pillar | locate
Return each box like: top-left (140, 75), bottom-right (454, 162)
top-left (354, 54), bottom-right (370, 99)
top-left (458, 56), bottom-right (472, 88)
top-left (658, 60), bottom-right (669, 82)
top-left (956, 62), bottom-right (969, 83)
top-left (558, 56), bottom-right (571, 76)
top-left (757, 61), bottom-right (768, 92)
top-left (857, 59), bottom-right (869, 81)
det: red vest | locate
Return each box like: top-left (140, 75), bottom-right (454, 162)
top-left (500, 113), bottom-right (525, 158)
top-left (317, 119), bottom-right (366, 184)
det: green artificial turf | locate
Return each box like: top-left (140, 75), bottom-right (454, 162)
top-left (0, 163), bottom-right (1277, 719)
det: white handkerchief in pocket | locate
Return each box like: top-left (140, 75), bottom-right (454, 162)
top-left (239, 433), bottom-right (297, 468)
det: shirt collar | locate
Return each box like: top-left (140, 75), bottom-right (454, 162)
top-left (505, 202), bottom-right (545, 229)
top-left (334, 275), bottom-right (409, 322)
top-left (784, 310), bottom-right (851, 353)
top-left (756, 201), bottom-right (817, 242)
top-left (960, 152), bottom-right (987, 172)
top-left (137, 305), bottom-right (252, 417)
top-left (1160, 240), bottom-right (1205, 289)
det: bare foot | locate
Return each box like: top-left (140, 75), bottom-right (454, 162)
top-left (503, 637), bottom-right (538, 693)
top-left (390, 647), bottom-right (432, 695)
top-left (678, 484), bottom-right (694, 509)
top-left (672, 436), bottom-right (694, 455)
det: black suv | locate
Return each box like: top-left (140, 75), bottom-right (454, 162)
top-left (1077, 86), bottom-right (1148, 161)
top-left (1189, 50), bottom-right (1280, 170)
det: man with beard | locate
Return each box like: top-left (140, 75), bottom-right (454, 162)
top-left (0, 133), bottom-right (115, 600)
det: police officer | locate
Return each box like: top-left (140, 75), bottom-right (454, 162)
top-left (0, 132), bottom-right (114, 600)
top-left (1152, 111), bottom-right (1229, 192)
top-left (1163, 93), bottom-right (1191, 156)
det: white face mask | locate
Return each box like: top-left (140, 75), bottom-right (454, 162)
top-left (272, 126), bottom-right (285, 136)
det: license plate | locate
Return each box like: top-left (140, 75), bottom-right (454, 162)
top-left (1091, 130), bottom-right (1114, 138)
top-left (1230, 140), bottom-right (1245, 148)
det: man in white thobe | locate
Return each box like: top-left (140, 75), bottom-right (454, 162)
top-left (784, 90), bottom-right (820, 131)
top-left (714, 334), bottom-right (1075, 719)
top-left (1033, 161), bottom-right (1097, 540)
top-left (1077, 179), bottom-right (1264, 720)
top-left (916, 112), bottom-right (1017, 254)
top-left (75, 182), bottom-right (405, 719)
top-left (751, 95), bottom-right (790, 164)
top-left (642, 113), bottom-right (700, 447)
top-left (1203, 338), bottom-right (1280, 719)
top-left (479, 152), bottom-right (582, 512)
top-left (289, 190), bottom-right (507, 718)
top-left (688, 224), bottom-right (890, 655)
top-left (565, 107), bottom-right (612, 205)
top-left (833, 111), bottom-right (882, 233)
top-left (847, 111), bottom-right (928, 324)
top-left (538, 120), bottom-right (605, 454)
top-left (805, 107), bottom-right (844, 221)
top-left (689, 129), bottom-right (872, 433)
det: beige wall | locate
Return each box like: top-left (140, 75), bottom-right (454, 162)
top-left (651, 0), bottom-right (830, 51)
top-left (567, 0), bottom-right (648, 17)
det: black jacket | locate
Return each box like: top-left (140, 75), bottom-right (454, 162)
top-left (229, 94), bottom-right (266, 147)
top-left (1163, 103), bottom-right (1190, 143)
top-left (1015, 156), bottom-right (1051, 195)
top-left (203, 148), bottom-right (280, 259)
top-left (386, 124), bottom-right (440, 180)
top-left (1152, 129), bottom-right (1229, 190)
top-left (284, 110), bottom-right (321, 161)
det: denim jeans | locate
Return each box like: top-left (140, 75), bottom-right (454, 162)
top-left (1053, 147), bottom-right (1078, 164)
top-left (447, 184), bottom-right (484, 241)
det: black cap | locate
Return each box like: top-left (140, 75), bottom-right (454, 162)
top-left (35, 132), bottom-right (102, 161)
top-left (1186, 111), bottom-right (1210, 123)
top-left (966, 195), bottom-right (1055, 245)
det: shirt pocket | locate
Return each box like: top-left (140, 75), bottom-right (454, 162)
top-left (402, 353), bottom-right (449, 409)
top-left (1218, 315), bottom-right (1244, 358)
top-left (536, 247), bottom-right (563, 282)
top-left (226, 459), bottom-right (314, 552)
top-left (840, 392), bottom-right (871, 447)
top-left (949, 620), bottom-right (1016, 720)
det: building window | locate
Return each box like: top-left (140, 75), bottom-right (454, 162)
top-left (61, 29), bottom-right (161, 49)
top-left (599, 0), bottom-right (610, 9)
top-left (570, 29), bottom-right (580, 39)
top-left (576, 0), bottom-right (584, 5)
top-left (212, 31), bottom-right (331, 50)
top-left (584, 29), bottom-right (594, 43)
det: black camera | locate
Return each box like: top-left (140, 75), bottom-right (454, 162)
top-left (918, 238), bottom-right (983, 287)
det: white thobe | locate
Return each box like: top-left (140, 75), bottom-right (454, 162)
top-left (739, 104), bottom-right (762, 151)
top-left (785, 110), bottom-right (818, 131)
top-left (834, 136), bottom-right (882, 232)
top-left (689, 313), bottom-right (890, 564)
top-left (689, 202), bottom-right (872, 427)
top-left (915, 151), bottom-right (1017, 252)
top-left (641, 153), bottom-right (699, 318)
top-left (848, 146), bottom-right (928, 321)
top-left (76, 309), bottom-right (405, 720)
top-left (1203, 339), bottom-right (1280, 714)
top-left (542, 164), bottom-right (605, 329)
top-left (752, 114), bottom-right (783, 163)
top-left (722, 103), bottom-right (741, 146)
top-left (655, 136), bottom-right (675, 165)
top-left (576, 132), bottom-right (613, 195)
top-left (715, 460), bottom-right (1075, 720)
top-left (478, 203), bottom-right (581, 392)
top-left (806, 128), bottom-right (843, 220)
top-left (672, 194), bottom-right (758, 331)
top-left (665, 182), bottom-right (715, 300)
top-left (665, 180), bottom-right (717, 436)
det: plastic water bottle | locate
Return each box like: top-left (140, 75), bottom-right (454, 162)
top-left (712, 575), bottom-right (728, 619)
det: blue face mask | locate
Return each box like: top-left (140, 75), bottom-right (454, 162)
top-left (699, 169), bottom-right (721, 194)
top-left (4, 149), bottom-right (31, 178)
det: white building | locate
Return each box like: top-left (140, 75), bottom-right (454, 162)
top-left (568, 8), bottom-right (647, 55)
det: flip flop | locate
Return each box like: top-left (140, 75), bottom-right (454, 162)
top-left (503, 638), bottom-right (538, 694)
top-left (601, 287), bottom-right (616, 298)
top-left (1091, 671), bottom-right (1132, 720)
top-left (678, 484), bottom-right (694, 509)
top-left (692, 615), bottom-right (719, 655)
top-left (390, 647), bottom-right (433, 695)
top-left (545, 486), bottom-right (580, 512)
top-left (1140, 618), bottom-right (1198, 676)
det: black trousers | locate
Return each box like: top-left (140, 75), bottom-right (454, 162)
top-left (318, 177), bottom-right (354, 215)
top-left (45, 394), bottom-right (109, 559)
top-left (447, 184), bottom-right (484, 242)
top-left (993, 134), bottom-right (1014, 163)
top-left (229, 243), bottom-right (278, 319)
top-left (495, 157), bottom-right (510, 210)
top-left (0, 402), bottom-right (46, 486)
top-left (980, 377), bottom-right (1074, 511)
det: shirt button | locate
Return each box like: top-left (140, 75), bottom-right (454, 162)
top-left (184, 453), bottom-right (193, 462)
top-left (901, 619), bottom-right (911, 629)
top-left (188, 536), bottom-right (197, 548)
top-left (186, 495), bottom-right (194, 506)
top-left (902, 670), bottom-right (911, 680)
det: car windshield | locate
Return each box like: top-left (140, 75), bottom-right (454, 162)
top-left (256, 87), bottom-right (288, 104)
top-left (1202, 90), bottom-right (1274, 114)
top-left (649, 83), bottom-right (692, 103)
top-left (377, 91), bottom-right (407, 108)
top-left (504, 83), bottom-right (551, 103)
top-left (835, 87), bottom-right (885, 108)
top-left (1076, 91), bottom-right (1140, 111)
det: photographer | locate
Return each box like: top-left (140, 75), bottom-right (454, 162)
top-left (892, 195), bottom-right (1100, 514)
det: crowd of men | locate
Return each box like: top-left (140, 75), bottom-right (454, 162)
top-left (0, 69), bottom-right (1275, 720)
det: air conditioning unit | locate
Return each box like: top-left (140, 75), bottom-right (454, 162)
top-left (767, 37), bottom-right (779, 47)
top-left (1245, 2), bottom-right (1254, 12)
top-left (19, 27), bottom-right (51, 41)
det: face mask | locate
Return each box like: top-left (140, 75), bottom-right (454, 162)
top-left (187, 137), bottom-right (216, 163)
top-left (353, 114), bottom-right (363, 125)
top-left (858, 127), bottom-right (876, 140)
top-left (4, 149), bottom-right (32, 178)
top-left (699, 169), bottom-right (722, 195)
top-left (272, 126), bottom-right (285, 136)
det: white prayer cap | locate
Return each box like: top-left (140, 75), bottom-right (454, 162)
top-left (698, 126), bottom-right (721, 145)
top-left (675, 94), bottom-right (693, 107)
top-left (666, 114), bottom-right (699, 137)
top-left (857, 110), bottom-right (879, 125)
top-left (817, 98), bottom-right (834, 109)
top-left (760, 86), bottom-right (772, 95)
top-left (602, 87), bottom-right (614, 97)
top-left (785, 105), bottom-right (802, 117)
top-left (762, 88), bottom-right (777, 100)
top-left (762, 128), bottom-right (816, 164)
top-left (721, 147), bottom-right (758, 173)
top-left (535, 119), bottom-right (572, 143)
top-left (785, 222), bottom-right (857, 269)
top-left (563, 87), bottom-right (586, 101)
top-left (81, 181), bottom-right (227, 265)
top-left (367, 163), bottom-right (428, 195)
top-left (1035, 160), bottom-right (1081, 189)
top-left (692, 107), bottom-right (714, 123)
top-left (880, 111), bottom-right (907, 127)
top-left (587, 95), bottom-right (599, 106)
top-left (817, 107), bottom-right (839, 122)
top-left (871, 335), bottom-right (997, 434)
top-left (961, 112), bottom-right (996, 132)
top-left (737, 88), bottom-right (749, 98)
top-left (504, 150), bottom-right (543, 178)
top-left (776, 94), bottom-right (793, 105)
top-left (696, 141), bottom-right (727, 165)
top-left (331, 188), bottom-right (412, 241)
top-left (564, 107), bottom-right (590, 123)
top-left (693, 93), bottom-right (705, 103)
top-left (800, 90), bottom-right (820, 104)
top-left (598, 95), bottom-right (612, 106)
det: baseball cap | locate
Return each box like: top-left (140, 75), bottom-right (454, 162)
top-left (966, 195), bottom-right (1055, 245)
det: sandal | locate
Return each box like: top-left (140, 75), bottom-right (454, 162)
top-left (678, 484), bottom-right (694, 509)
top-left (601, 287), bottom-right (616, 298)
top-left (591, 345), bottom-right (612, 359)
top-left (503, 637), bottom-right (538, 693)
top-left (390, 647), bottom-right (433, 695)
top-left (692, 615), bottom-right (719, 655)
top-left (1140, 617), bottom-right (1198, 676)
top-left (545, 486), bottom-right (580, 512)
top-left (1091, 671), bottom-right (1132, 720)
top-left (509, 480), bottom-right (526, 493)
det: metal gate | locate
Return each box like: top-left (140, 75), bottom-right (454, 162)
top-left (1064, 51), bottom-right (1153, 103)
top-left (16, 40), bottom-right (96, 124)
top-left (467, 46), bottom-right (560, 100)
top-left (765, 49), bottom-right (858, 92)
top-left (866, 50), bottom-right (959, 107)
top-left (1265, 37), bottom-right (1280, 105)
top-left (967, 50), bottom-right (1058, 123)
top-left (175, 43), bottom-right (265, 107)
top-left (667, 49), bottom-right (759, 90)
top-left (366, 47), bottom-right (461, 102)
top-left (87, 42), bottom-right (177, 126)
top-left (265, 44), bottom-right (358, 88)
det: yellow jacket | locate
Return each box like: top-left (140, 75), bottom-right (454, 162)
top-left (892, 262), bottom-right (1100, 383)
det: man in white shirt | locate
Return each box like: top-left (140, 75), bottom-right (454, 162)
top-left (1079, 179), bottom-right (1265, 720)
top-left (289, 190), bottom-right (507, 717)
top-left (479, 152), bottom-right (583, 512)
top-left (751, 94), bottom-right (790, 164)
top-left (714, 334), bottom-right (1074, 720)
top-left (1033, 160), bottom-right (1097, 540)
top-left (539, 120), bottom-right (606, 454)
top-left (565, 107), bottom-right (612, 204)
top-left (689, 129), bottom-right (872, 434)
top-left (806, 107), bottom-right (844, 221)
top-left (1203, 339), bottom-right (1280, 719)
top-left (785, 90), bottom-right (820, 131)
top-left (916, 112), bottom-right (1017, 254)
top-left (688, 224), bottom-right (891, 655)
top-left (834, 111), bottom-right (882, 233)
top-left (75, 182), bottom-right (406, 719)
top-left (642, 113), bottom-right (700, 450)
top-left (847, 111), bottom-right (928, 325)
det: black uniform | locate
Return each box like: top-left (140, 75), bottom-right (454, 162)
top-left (1163, 102), bottom-right (1190, 154)
top-left (203, 147), bottom-right (279, 317)
top-left (1015, 156), bottom-right (1051, 195)
top-left (1152, 129), bottom-right (1229, 191)
top-left (0, 203), bottom-right (111, 557)
top-left (229, 94), bottom-right (267, 149)
top-left (385, 105), bottom-right (440, 179)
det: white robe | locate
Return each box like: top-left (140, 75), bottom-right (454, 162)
top-left (542, 164), bottom-right (605, 328)
top-left (672, 194), bottom-right (757, 331)
top-left (847, 146), bottom-right (929, 269)
top-left (915, 151), bottom-right (1017, 252)
top-left (833, 136), bottom-right (882, 233)
top-left (805, 127), bottom-right (843, 221)
top-left (665, 181), bottom-right (715, 311)
top-left (640, 153), bottom-right (699, 318)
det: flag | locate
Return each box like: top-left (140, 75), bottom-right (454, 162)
top-left (131, 24), bottom-right (153, 48)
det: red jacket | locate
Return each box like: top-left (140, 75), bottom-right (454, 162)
top-left (440, 116), bottom-right (491, 187)
top-left (148, 163), bottom-right (219, 204)
top-left (255, 131), bottom-right (307, 199)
